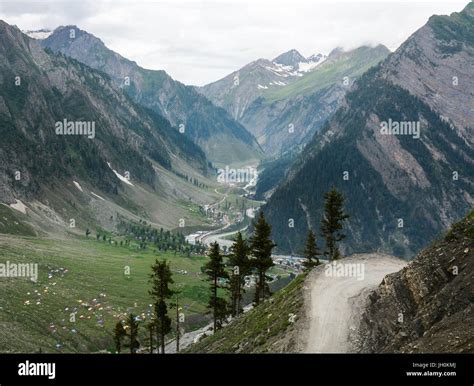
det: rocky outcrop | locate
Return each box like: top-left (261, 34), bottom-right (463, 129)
top-left (355, 211), bottom-right (474, 353)
top-left (382, 5), bottom-right (474, 142)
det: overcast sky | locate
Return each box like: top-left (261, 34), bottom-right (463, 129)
top-left (0, 0), bottom-right (468, 86)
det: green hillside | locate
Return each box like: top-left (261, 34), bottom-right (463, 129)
top-left (264, 45), bottom-right (390, 102)
top-left (185, 273), bottom-right (307, 353)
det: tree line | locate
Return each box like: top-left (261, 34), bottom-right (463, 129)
top-left (112, 187), bottom-right (348, 353)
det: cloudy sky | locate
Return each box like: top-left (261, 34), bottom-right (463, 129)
top-left (0, 0), bottom-right (467, 85)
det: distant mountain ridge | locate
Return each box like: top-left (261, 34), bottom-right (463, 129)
top-left (199, 45), bottom-right (389, 156)
top-left (242, 45), bottom-right (390, 156)
top-left (42, 26), bottom-right (263, 165)
top-left (272, 49), bottom-right (327, 72)
top-left (197, 48), bottom-right (327, 123)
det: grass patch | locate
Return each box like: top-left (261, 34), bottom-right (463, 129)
top-left (0, 234), bottom-right (209, 353)
top-left (185, 272), bottom-right (307, 353)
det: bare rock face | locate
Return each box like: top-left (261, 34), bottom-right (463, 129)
top-left (382, 5), bottom-right (474, 142)
top-left (356, 211), bottom-right (474, 353)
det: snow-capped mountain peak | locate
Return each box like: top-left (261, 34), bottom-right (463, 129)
top-left (298, 53), bottom-right (327, 73)
top-left (24, 29), bottom-right (53, 40)
top-left (270, 50), bottom-right (327, 75)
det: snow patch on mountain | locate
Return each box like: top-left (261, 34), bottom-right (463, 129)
top-left (25, 29), bottom-right (52, 40)
top-left (90, 192), bottom-right (105, 201)
top-left (73, 181), bottom-right (83, 192)
top-left (107, 162), bottom-right (134, 186)
top-left (298, 54), bottom-right (327, 72)
top-left (269, 52), bottom-right (327, 78)
top-left (10, 199), bottom-right (27, 214)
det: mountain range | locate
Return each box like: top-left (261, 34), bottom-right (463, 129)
top-left (39, 26), bottom-right (263, 165)
top-left (262, 2), bottom-right (474, 257)
top-left (198, 49), bottom-right (327, 122)
top-left (3, 2), bottom-right (473, 256)
top-left (199, 45), bottom-right (389, 156)
top-left (0, 21), bottom-right (216, 233)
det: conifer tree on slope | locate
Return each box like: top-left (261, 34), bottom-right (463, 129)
top-left (321, 187), bottom-right (349, 261)
top-left (204, 242), bottom-right (229, 331)
top-left (149, 259), bottom-right (174, 353)
top-left (250, 211), bottom-right (275, 305)
top-left (125, 313), bottom-right (140, 354)
top-left (113, 321), bottom-right (126, 354)
top-left (228, 231), bottom-right (250, 317)
top-left (303, 230), bottom-right (320, 270)
top-left (146, 320), bottom-right (156, 354)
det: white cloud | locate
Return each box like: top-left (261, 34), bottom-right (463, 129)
top-left (0, 0), bottom-right (468, 85)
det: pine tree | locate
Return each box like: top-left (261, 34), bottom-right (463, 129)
top-left (125, 313), bottom-right (140, 354)
top-left (228, 232), bottom-right (250, 317)
top-left (175, 293), bottom-right (182, 353)
top-left (149, 259), bottom-right (174, 354)
top-left (321, 187), bottom-right (349, 261)
top-left (249, 211), bottom-right (275, 305)
top-left (113, 321), bottom-right (126, 353)
top-left (204, 242), bottom-right (229, 331)
top-left (303, 230), bottom-right (320, 270)
top-left (146, 320), bottom-right (156, 354)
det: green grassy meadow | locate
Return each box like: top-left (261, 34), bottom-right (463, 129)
top-left (0, 234), bottom-right (210, 353)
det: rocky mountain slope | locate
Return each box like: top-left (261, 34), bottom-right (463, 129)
top-left (41, 26), bottom-right (262, 165)
top-left (262, 3), bottom-right (474, 256)
top-left (383, 6), bottom-right (474, 142)
top-left (355, 210), bottom-right (474, 353)
top-left (0, 20), bottom-right (212, 233)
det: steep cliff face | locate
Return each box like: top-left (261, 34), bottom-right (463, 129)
top-left (382, 5), bottom-right (474, 141)
top-left (355, 211), bottom-right (474, 353)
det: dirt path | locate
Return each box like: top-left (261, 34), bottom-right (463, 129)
top-left (304, 253), bottom-right (407, 353)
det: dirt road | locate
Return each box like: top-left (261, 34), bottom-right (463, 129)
top-left (304, 253), bottom-right (407, 353)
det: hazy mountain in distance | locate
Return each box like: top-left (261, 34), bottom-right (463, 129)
top-left (272, 49), bottom-right (308, 68)
top-left (197, 49), bottom-right (327, 122)
top-left (200, 45), bottom-right (389, 157)
top-left (262, 3), bottom-right (474, 257)
top-left (42, 26), bottom-right (263, 165)
top-left (251, 46), bottom-right (390, 201)
top-left (24, 28), bottom-right (52, 40)
top-left (242, 45), bottom-right (390, 156)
